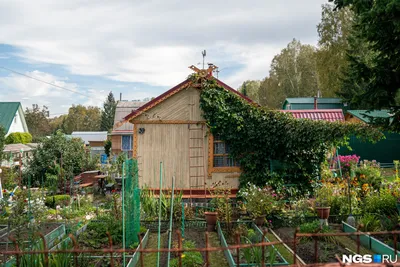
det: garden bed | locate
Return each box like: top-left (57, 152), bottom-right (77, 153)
top-left (274, 223), bottom-right (375, 264)
top-left (218, 222), bottom-right (289, 266)
top-left (0, 223), bottom-right (65, 266)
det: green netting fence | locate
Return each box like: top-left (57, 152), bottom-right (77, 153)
top-left (124, 159), bottom-right (140, 247)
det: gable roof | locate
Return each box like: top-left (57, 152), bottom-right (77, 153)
top-left (0, 102), bottom-right (21, 132)
top-left (282, 97), bottom-right (343, 110)
top-left (282, 109), bottom-right (345, 122)
top-left (122, 78), bottom-right (252, 122)
top-left (347, 110), bottom-right (391, 124)
top-left (71, 131), bottom-right (108, 145)
top-left (112, 101), bottom-right (147, 133)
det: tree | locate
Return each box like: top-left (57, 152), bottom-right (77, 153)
top-left (5, 132), bottom-right (32, 144)
top-left (25, 105), bottom-right (52, 139)
top-left (101, 92), bottom-right (117, 132)
top-left (331, 0), bottom-right (400, 131)
top-left (258, 39), bottom-right (318, 108)
top-left (316, 4), bottom-right (354, 97)
top-left (104, 139), bottom-right (112, 157)
top-left (63, 105), bottom-right (101, 134)
top-left (238, 80), bottom-right (261, 102)
top-left (49, 114), bottom-right (68, 133)
top-left (258, 76), bottom-right (282, 108)
top-left (25, 131), bottom-right (88, 186)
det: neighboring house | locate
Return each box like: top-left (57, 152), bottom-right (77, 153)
top-left (345, 110), bottom-right (391, 124)
top-left (0, 102), bottom-right (29, 136)
top-left (282, 97), bottom-right (344, 110)
top-left (282, 109), bottom-right (345, 122)
top-left (71, 131), bottom-right (108, 156)
top-left (111, 101), bottom-right (147, 157)
top-left (1, 143), bottom-right (37, 167)
top-left (341, 110), bottom-right (400, 166)
top-left (118, 66), bottom-right (251, 192)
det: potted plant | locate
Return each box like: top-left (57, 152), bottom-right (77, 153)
top-left (208, 181), bottom-right (232, 231)
top-left (238, 183), bottom-right (278, 227)
top-left (204, 211), bottom-right (218, 231)
top-left (314, 184), bottom-right (334, 219)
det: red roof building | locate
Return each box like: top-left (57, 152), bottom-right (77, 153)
top-left (281, 109), bottom-right (345, 122)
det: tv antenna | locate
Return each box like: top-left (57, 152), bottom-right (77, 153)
top-left (201, 50), bottom-right (206, 69)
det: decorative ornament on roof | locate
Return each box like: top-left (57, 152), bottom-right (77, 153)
top-left (189, 64), bottom-right (218, 78)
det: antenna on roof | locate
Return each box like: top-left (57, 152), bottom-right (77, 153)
top-left (201, 50), bottom-right (206, 69)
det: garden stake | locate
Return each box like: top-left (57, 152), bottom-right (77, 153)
top-left (314, 227), bottom-right (322, 263)
top-left (167, 175), bottom-right (176, 267)
top-left (261, 230), bottom-right (267, 267)
top-left (293, 227), bottom-right (299, 265)
top-left (9, 236), bottom-right (20, 267)
top-left (69, 234), bottom-right (79, 267)
top-left (38, 232), bottom-right (49, 267)
top-left (107, 232), bottom-right (114, 267)
top-left (394, 233), bottom-right (397, 257)
top-left (122, 162), bottom-right (126, 267)
top-left (236, 233), bottom-right (240, 267)
top-left (205, 232), bottom-right (210, 267)
top-left (177, 230), bottom-right (183, 267)
top-left (157, 162), bottom-right (163, 267)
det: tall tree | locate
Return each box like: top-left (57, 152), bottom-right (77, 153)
top-left (101, 92), bottom-right (117, 132)
top-left (258, 76), bottom-right (282, 109)
top-left (238, 80), bottom-right (261, 102)
top-left (316, 4), bottom-right (354, 97)
top-left (261, 39), bottom-right (318, 108)
top-left (331, 0), bottom-right (400, 131)
top-left (63, 105), bottom-right (101, 134)
top-left (25, 105), bottom-right (52, 139)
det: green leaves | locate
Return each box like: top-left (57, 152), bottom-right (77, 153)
top-left (199, 77), bottom-right (383, 191)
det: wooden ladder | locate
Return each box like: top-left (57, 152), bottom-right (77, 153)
top-left (188, 124), bottom-right (207, 205)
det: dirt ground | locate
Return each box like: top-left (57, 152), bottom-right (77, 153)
top-left (274, 227), bottom-right (351, 264)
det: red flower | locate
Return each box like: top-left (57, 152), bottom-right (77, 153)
top-left (24, 199), bottom-right (27, 203)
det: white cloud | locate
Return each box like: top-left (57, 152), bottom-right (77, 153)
top-left (0, 70), bottom-right (107, 114)
top-left (0, 0), bottom-right (326, 89)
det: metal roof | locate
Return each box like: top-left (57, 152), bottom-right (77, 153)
top-left (347, 110), bottom-right (391, 124)
top-left (284, 98), bottom-right (342, 104)
top-left (112, 101), bottom-right (147, 133)
top-left (282, 109), bottom-right (345, 122)
top-left (3, 143), bottom-right (37, 153)
top-left (0, 102), bottom-right (21, 132)
top-left (71, 131), bottom-right (108, 144)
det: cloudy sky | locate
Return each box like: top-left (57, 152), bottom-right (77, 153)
top-left (0, 0), bottom-right (328, 115)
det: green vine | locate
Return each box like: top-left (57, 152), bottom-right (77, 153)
top-left (197, 76), bottom-right (383, 192)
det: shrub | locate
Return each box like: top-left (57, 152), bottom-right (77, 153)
top-left (5, 132), bottom-right (32, 144)
top-left (355, 160), bottom-right (382, 189)
top-left (45, 195), bottom-right (71, 208)
top-left (170, 240), bottom-right (203, 267)
top-left (299, 221), bottom-right (336, 243)
top-left (363, 189), bottom-right (397, 215)
top-left (359, 214), bottom-right (381, 232)
top-left (238, 183), bottom-right (279, 217)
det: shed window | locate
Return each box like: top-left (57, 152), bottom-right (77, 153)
top-left (121, 135), bottom-right (132, 151)
top-left (213, 135), bottom-right (239, 167)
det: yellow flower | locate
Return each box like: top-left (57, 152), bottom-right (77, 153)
top-left (181, 254), bottom-right (185, 258)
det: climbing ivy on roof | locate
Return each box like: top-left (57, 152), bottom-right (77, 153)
top-left (198, 76), bottom-right (383, 191)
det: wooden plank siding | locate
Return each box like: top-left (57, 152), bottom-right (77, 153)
top-left (131, 86), bottom-right (241, 189)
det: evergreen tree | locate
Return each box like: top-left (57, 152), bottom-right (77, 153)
top-left (101, 92), bottom-right (117, 132)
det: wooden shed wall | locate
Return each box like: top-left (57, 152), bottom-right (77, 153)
top-left (133, 85), bottom-right (241, 189)
top-left (134, 87), bottom-right (204, 122)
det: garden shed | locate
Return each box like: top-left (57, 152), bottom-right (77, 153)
top-left (118, 66), bottom-right (251, 194)
top-left (341, 110), bottom-right (400, 166)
